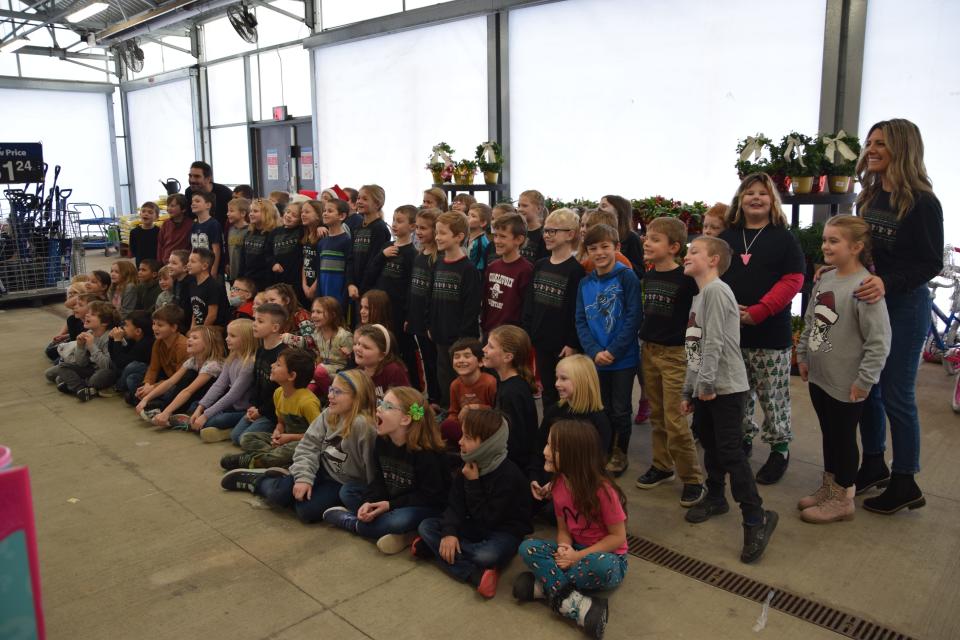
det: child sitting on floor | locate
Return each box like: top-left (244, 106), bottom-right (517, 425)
top-left (439, 338), bottom-right (497, 449)
top-left (323, 386), bottom-right (449, 555)
top-left (135, 259), bottom-right (162, 311)
top-left (154, 266), bottom-right (175, 311)
top-left (415, 408), bottom-right (533, 599)
top-left (108, 310), bottom-right (155, 397)
top-left (48, 300), bottom-right (120, 402)
top-left (230, 303), bottom-right (287, 445)
top-left (109, 260), bottom-right (138, 316)
top-left (308, 296), bottom-right (353, 398)
top-left (127, 304), bottom-right (188, 406)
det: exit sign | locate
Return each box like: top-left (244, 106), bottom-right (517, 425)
top-left (272, 106), bottom-right (288, 121)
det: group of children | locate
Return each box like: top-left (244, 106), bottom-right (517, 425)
top-left (40, 173), bottom-right (895, 639)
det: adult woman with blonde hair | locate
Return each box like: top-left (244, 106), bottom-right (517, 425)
top-left (852, 118), bottom-right (942, 514)
top-left (720, 172), bottom-right (805, 485)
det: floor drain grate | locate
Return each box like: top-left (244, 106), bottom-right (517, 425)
top-left (626, 533), bottom-right (915, 640)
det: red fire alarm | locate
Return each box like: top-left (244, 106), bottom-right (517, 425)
top-left (272, 106), bottom-right (288, 121)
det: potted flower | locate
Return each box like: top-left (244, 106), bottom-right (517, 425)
top-left (475, 141), bottom-right (503, 184)
top-left (453, 159), bottom-right (477, 185)
top-left (821, 130), bottom-right (861, 193)
top-left (426, 142), bottom-right (455, 184)
top-left (780, 132), bottom-right (823, 195)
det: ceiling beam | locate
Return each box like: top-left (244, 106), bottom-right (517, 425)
top-left (94, 0), bottom-right (200, 40)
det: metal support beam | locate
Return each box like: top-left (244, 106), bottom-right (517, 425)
top-left (15, 45), bottom-right (113, 60)
top-left (486, 11), bottom-right (509, 201)
top-left (302, 0), bottom-right (314, 31)
top-left (252, 0), bottom-right (303, 23)
top-left (0, 0), bottom-right (86, 46)
top-left (140, 32), bottom-right (192, 54)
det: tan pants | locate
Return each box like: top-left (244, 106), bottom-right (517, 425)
top-left (642, 342), bottom-right (703, 484)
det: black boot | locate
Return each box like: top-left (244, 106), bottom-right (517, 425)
top-left (863, 473), bottom-right (925, 514)
top-left (740, 510), bottom-right (778, 564)
top-left (855, 453), bottom-right (890, 495)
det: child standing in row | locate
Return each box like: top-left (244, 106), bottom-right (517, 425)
top-left (190, 191), bottom-right (223, 276)
top-left (221, 369), bottom-right (378, 523)
top-left (129, 202), bottom-right (159, 266)
top-left (323, 387), bottom-right (449, 554)
top-left (300, 199), bottom-right (324, 302)
top-left (482, 213), bottom-right (533, 337)
top-left (720, 174), bottom-right (805, 484)
top-left (226, 197), bottom-right (250, 283)
top-left (135, 259), bottom-right (162, 311)
top-left (347, 185), bottom-right (391, 303)
top-left (429, 211), bottom-right (481, 406)
top-left (523, 208), bottom-right (585, 408)
top-left (373, 205), bottom-right (418, 378)
top-left (701, 202), bottom-right (729, 237)
top-left (187, 248), bottom-right (228, 328)
top-left (514, 420), bottom-right (627, 638)
top-left (415, 409), bottom-right (533, 598)
top-left (157, 194), bottom-right (192, 264)
top-left (483, 325), bottom-right (538, 471)
top-left (467, 203), bottom-right (493, 272)
top-left (635, 217), bottom-right (706, 507)
top-left (576, 224), bottom-right (642, 477)
top-left (680, 236), bottom-right (777, 563)
top-left (517, 190), bottom-right (548, 263)
top-left (269, 203), bottom-right (303, 294)
top-left (316, 198), bottom-right (352, 307)
top-left (407, 208), bottom-right (441, 403)
top-left (796, 216), bottom-right (890, 522)
top-left (240, 198), bottom-right (279, 293)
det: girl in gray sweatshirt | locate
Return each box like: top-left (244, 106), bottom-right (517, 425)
top-left (796, 216), bottom-right (891, 523)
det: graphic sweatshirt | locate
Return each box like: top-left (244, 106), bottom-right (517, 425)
top-left (575, 262), bottom-right (641, 371)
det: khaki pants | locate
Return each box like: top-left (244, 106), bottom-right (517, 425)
top-left (642, 342), bottom-right (703, 484)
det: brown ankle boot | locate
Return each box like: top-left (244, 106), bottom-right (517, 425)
top-left (801, 480), bottom-right (854, 524)
top-left (797, 472), bottom-right (834, 510)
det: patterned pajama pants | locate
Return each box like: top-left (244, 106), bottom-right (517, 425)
top-left (740, 347), bottom-right (793, 446)
top-left (518, 539), bottom-right (627, 601)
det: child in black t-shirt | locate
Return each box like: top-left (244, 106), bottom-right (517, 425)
top-left (482, 325), bottom-right (538, 471)
top-left (372, 205), bottom-right (419, 378)
top-left (190, 191), bottom-right (224, 276)
top-left (129, 202), bottom-right (160, 266)
top-left (187, 248), bottom-right (228, 329)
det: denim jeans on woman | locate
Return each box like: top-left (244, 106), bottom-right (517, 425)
top-left (859, 285), bottom-right (929, 474)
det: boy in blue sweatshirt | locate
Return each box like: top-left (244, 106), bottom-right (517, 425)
top-left (575, 224), bottom-right (642, 476)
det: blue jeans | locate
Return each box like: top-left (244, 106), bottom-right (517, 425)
top-left (599, 367), bottom-right (636, 452)
top-left (231, 415), bottom-right (274, 445)
top-left (859, 285), bottom-right (929, 474)
top-left (117, 361), bottom-right (147, 392)
top-left (339, 483), bottom-right (440, 539)
top-left (255, 467), bottom-right (343, 523)
top-left (417, 517), bottom-right (521, 582)
top-left (187, 401), bottom-right (245, 431)
top-left (518, 538), bottom-right (627, 598)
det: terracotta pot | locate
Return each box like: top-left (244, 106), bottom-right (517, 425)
top-left (791, 176), bottom-right (814, 194)
top-left (483, 170), bottom-right (499, 185)
top-left (828, 175), bottom-right (852, 194)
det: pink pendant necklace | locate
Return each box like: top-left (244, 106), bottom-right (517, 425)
top-left (741, 225), bottom-right (768, 265)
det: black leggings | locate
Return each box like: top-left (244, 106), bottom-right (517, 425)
top-left (808, 383), bottom-right (863, 488)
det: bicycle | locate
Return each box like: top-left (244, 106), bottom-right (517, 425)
top-left (922, 245), bottom-right (960, 372)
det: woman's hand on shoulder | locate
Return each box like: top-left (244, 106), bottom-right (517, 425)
top-left (854, 275), bottom-right (885, 304)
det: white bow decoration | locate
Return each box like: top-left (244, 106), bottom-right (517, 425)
top-left (822, 130), bottom-right (858, 162)
top-left (782, 136), bottom-right (805, 167)
top-left (739, 136), bottom-right (764, 162)
top-left (479, 141), bottom-right (497, 163)
top-left (430, 145), bottom-right (454, 167)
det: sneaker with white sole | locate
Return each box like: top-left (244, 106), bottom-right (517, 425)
top-left (680, 483), bottom-right (707, 507)
top-left (635, 466), bottom-right (675, 489)
top-left (322, 506), bottom-right (359, 532)
top-left (376, 533), bottom-right (412, 555)
top-left (139, 408), bottom-right (161, 423)
top-left (220, 468), bottom-right (266, 493)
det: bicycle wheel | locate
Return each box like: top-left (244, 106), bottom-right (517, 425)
top-left (943, 321), bottom-right (960, 374)
top-left (922, 332), bottom-right (943, 364)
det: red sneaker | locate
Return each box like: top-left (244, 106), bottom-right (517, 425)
top-left (634, 399), bottom-right (651, 424)
top-left (477, 568), bottom-right (500, 599)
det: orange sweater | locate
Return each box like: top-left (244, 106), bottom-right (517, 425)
top-left (144, 333), bottom-right (188, 384)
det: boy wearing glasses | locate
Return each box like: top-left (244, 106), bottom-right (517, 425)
top-left (481, 213), bottom-right (534, 337)
top-left (522, 208), bottom-right (586, 407)
top-left (229, 276), bottom-right (257, 320)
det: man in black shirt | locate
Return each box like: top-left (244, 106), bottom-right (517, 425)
top-left (184, 160), bottom-right (234, 232)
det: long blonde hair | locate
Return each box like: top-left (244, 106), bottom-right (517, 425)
top-left (188, 325), bottom-right (226, 367)
top-left (386, 386), bottom-right (444, 452)
top-left (251, 198), bottom-right (280, 233)
top-left (225, 318), bottom-right (256, 367)
top-left (328, 369), bottom-right (376, 436)
top-left (726, 173), bottom-right (788, 228)
top-left (556, 354), bottom-right (603, 414)
top-left (109, 261), bottom-right (138, 298)
top-left (856, 118), bottom-right (934, 220)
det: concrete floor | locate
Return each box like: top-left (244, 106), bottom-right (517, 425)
top-left (2, 290), bottom-right (959, 639)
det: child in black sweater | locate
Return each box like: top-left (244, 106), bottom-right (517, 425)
top-left (372, 205), bottom-right (419, 382)
top-left (406, 208), bottom-right (441, 403)
top-left (483, 325), bottom-right (538, 472)
top-left (109, 310), bottom-right (156, 395)
top-left (269, 204), bottom-right (304, 291)
top-left (346, 184), bottom-right (392, 301)
top-left (415, 408), bottom-right (533, 598)
top-left (230, 303), bottom-right (287, 445)
top-left (428, 211), bottom-right (481, 406)
top-left (323, 387), bottom-right (450, 555)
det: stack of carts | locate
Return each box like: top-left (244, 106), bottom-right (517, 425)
top-left (0, 167), bottom-right (85, 301)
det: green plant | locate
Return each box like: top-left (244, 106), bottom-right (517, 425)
top-left (475, 141), bottom-right (503, 172)
top-left (425, 142), bottom-right (456, 172)
top-left (735, 133), bottom-right (773, 177)
top-left (455, 158), bottom-right (477, 172)
top-left (822, 131), bottom-right (861, 176)
top-left (791, 314), bottom-right (805, 335)
top-left (779, 132), bottom-right (824, 177)
top-left (632, 196), bottom-right (707, 235)
top-left (791, 221), bottom-right (825, 266)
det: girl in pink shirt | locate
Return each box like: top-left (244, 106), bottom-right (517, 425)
top-left (513, 420), bottom-right (627, 639)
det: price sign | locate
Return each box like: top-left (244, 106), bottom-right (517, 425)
top-left (0, 143), bottom-right (43, 184)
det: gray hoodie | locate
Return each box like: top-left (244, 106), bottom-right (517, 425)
top-left (796, 268), bottom-right (891, 402)
top-left (682, 278), bottom-right (749, 400)
top-left (289, 409), bottom-right (377, 486)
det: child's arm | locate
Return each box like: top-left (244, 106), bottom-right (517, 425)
top-left (359, 224), bottom-right (392, 292)
top-left (555, 507), bottom-right (574, 547)
top-left (558, 521), bottom-right (627, 569)
top-left (743, 273), bottom-right (804, 325)
top-left (143, 341), bottom-right (162, 385)
top-left (574, 284), bottom-right (603, 359)
top-left (203, 303), bottom-right (218, 326)
top-left (288, 417), bottom-right (325, 485)
top-left (155, 372), bottom-right (215, 425)
top-left (604, 271), bottom-right (642, 362)
top-left (120, 284), bottom-right (137, 316)
top-left (695, 288), bottom-right (725, 399)
top-left (795, 281), bottom-right (819, 381)
top-left (854, 297), bottom-right (892, 400)
top-left (136, 366), bottom-right (185, 410)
